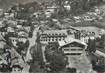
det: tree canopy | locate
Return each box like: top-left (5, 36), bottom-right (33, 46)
top-left (55, 0), bottom-right (103, 15)
top-left (44, 43), bottom-right (68, 72)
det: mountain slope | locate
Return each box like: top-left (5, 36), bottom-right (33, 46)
top-left (0, 0), bottom-right (50, 9)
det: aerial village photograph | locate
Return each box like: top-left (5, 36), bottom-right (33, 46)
top-left (0, 0), bottom-right (105, 73)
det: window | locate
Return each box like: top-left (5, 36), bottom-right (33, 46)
top-left (43, 38), bottom-right (46, 41)
top-left (59, 33), bottom-right (61, 35)
top-left (63, 33), bottom-right (65, 35)
top-left (56, 38), bottom-right (58, 41)
top-left (47, 38), bottom-right (50, 41)
top-left (49, 38), bottom-right (51, 41)
top-left (70, 53), bottom-right (81, 55)
top-left (45, 38), bottom-right (47, 41)
top-left (52, 34), bottom-right (54, 36)
top-left (52, 38), bottom-right (54, 41)
top-left (48, 34), bottom-right (51, 36)
top-left (65, 53), bottom-right (81, 55)
top-left (64, 49), bottom-right (69, 51)
top-left (40, 37), bottom-right (43, 41)
top-left (70, 49), bottom-right (83, 51)
top-left (59, 38), bottom-right (61, 41)
top-left (77, 49), bottom-right (83, 51)
top-left (55, 33), bottom-right (58, 36)
top-left (71, 49), bottom-right (76, 51)
top-left (63, 37), bottom-right (65, 40)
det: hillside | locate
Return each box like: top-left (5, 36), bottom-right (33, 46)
top-left (0, 0), bottom-right (51, 9)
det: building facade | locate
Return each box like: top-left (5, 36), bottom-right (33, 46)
top-left (40, 30), bottom-right (68, 44)
top-left (59, 38), bottom-right (87, 56)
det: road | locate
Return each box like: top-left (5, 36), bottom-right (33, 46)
top-left (25, 26), bottom-right (40, 60)
top-left (28, 26), bottom-right (40, 49)
top-left (22, 26), bottom-right (40, 73)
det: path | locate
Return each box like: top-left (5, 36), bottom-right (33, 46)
top-left (22, 26), bottom-right (40, 73)
top-left (25, 26), bottom-right (40, 61)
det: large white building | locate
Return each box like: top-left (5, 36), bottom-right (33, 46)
top-left (40, 30), bottom-right (68, 44)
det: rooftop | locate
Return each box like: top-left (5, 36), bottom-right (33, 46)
top-left (58, 37), bottom-right (87, 47)
top-left (42, 29), bottom-right (68, 35)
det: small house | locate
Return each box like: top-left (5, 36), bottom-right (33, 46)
top-left (7, 27), bottom-right (15, 33)
top-left (9, 37), bottom-right (18, 47)
top-left (18, 36), bottom-right (27, 44)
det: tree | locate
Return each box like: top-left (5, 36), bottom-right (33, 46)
top-left (44, 43), bottom-right (68, 72)
top-left (50, 51), bottom-right (68, 71)
top-left (101, 34), bottom-right (105, 49)
top-left (29, 44), bottom-right (43, 73)
top-left (87, 38), bottom-right (96, 53)
top-left (66, 67), bottom-right (76, 73)
top-left (92, 57), bottom-right (105, 73)
top-left (35, 32), bottom-right (44, 68)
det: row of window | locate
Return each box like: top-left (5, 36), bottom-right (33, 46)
top-left (64, 49), bottom-right (83, 51)
top-left (40, 37), bottom-right (65, 42)
top-left (40, 37), bottom-right (66, 39)
top-left (12, 39), bottom-right (17, 42)
top-left (41, 33), bottom-right (66, 36)
top-left (40, 35), bottom-right (67, 38)
top-left (65, 53), bottom-right (82, 55)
